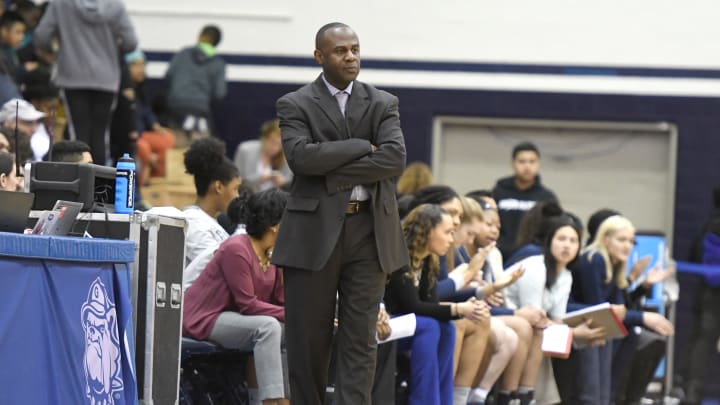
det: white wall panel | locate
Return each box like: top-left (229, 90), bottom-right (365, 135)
top-left (126, 0), bottom-right (720, 69)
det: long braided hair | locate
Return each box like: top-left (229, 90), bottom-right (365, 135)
top-left (402, 204), bottom-right (448, 288)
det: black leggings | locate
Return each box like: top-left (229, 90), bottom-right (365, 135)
top-left (62, 89), bottom-right (116, 165)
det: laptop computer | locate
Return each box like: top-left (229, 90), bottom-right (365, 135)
top-left (0, 190), bottom-right (34, 233)
top-left (32, 200), bottom-right (84, 236)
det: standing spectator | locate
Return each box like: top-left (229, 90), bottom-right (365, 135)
top-left (492, 142), bottom-right (557, 258)
top-left (109, 49), bottom-right (136, 164)
top-left (34, 0), bottom-right (137, 165)
top-left (233, 119), bottom-right (293, 192)
top-left (165, 25), bottom-right (226, 139)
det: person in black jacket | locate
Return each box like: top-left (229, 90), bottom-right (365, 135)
top-left (492, 142), bottom-right (557, 259)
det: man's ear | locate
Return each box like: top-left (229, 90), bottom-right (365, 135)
top-left (313, 49), bottom-right (323, 66)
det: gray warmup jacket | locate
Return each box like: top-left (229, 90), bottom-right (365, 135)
top-left (34, 0), bottom-right (137, 92)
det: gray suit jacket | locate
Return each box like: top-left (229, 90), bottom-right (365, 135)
top-left (272, 75), bottom-right (408, 273)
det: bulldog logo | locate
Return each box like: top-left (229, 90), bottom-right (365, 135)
top-left (81, 278), bottom-right (123, 405)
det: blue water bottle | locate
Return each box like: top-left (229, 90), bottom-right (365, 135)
top-left (115, 153), bottom-right (136, 214)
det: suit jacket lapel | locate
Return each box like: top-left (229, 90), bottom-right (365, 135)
top-left (312, 77), bottom-right (348, 138)
top-left (346, 83), bottom-right (370, 137)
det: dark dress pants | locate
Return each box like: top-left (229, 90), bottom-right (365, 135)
top-left (284, 209), bottom-right (386, 405)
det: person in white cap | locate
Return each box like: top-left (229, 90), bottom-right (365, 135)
top-left (0, 98), bottom-right (45, 162)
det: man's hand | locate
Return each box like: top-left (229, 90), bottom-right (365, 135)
top-left (370, 144), bottom-right (377, 153)
top-left (376, 307), bottom-right (391, 341)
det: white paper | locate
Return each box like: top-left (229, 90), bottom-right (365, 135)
top-left (542, 324), bottom-right (572, 354)
top-left (377, 313), bottom-right (417, 344)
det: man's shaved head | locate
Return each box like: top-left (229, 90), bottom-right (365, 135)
top-left (315, 22), bottom-right (351, 49)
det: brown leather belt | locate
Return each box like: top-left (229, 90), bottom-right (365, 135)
top-left (346, 200), bottom-right (371, 214)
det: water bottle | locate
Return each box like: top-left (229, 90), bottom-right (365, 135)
top-left (115, 153), bottom-right (135, 214)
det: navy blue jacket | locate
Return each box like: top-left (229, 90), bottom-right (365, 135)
top-left (569, 251), bottom-right (643, 326)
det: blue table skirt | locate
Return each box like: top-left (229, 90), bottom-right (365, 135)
top-left (0, 233), bottom-right (137, 404)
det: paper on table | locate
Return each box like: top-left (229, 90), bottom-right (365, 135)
top-left (378, 313), bottom-right (417, 344)
top-left (542, 324), bottom-right (573, 359)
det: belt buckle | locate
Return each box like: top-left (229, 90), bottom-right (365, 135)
top-left (347, 201), bottom-right (360, 214)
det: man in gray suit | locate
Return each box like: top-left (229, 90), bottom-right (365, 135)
top-left (272, 22), bottom-right (408, 405)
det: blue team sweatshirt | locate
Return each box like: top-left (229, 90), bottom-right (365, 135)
top-left (569, 250), bottom-right (643, 326)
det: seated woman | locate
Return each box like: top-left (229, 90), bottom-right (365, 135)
top-left (234, 119), bottom-right (293, 192)
top-left (408, 187), bottom-right (522, 405)
top-left (182, 137), bottom-right (241, 285)
top-left (554, 215), bottom-right (674, 405)
top-left (583, 209), bottom-right (670, 405)
top-left (385, 204), bottom-right (489, 405)
top-left (183, 188), bottom-right (290, 405)
top-left (504, 215), bottom-right (608, 405)
top-left (465, 197), bottom-right (547, 405)
top-left (504, 200), bottom-right (564, 267)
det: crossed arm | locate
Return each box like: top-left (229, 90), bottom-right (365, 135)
top-left (277, 95), bottom-right (406, 190)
